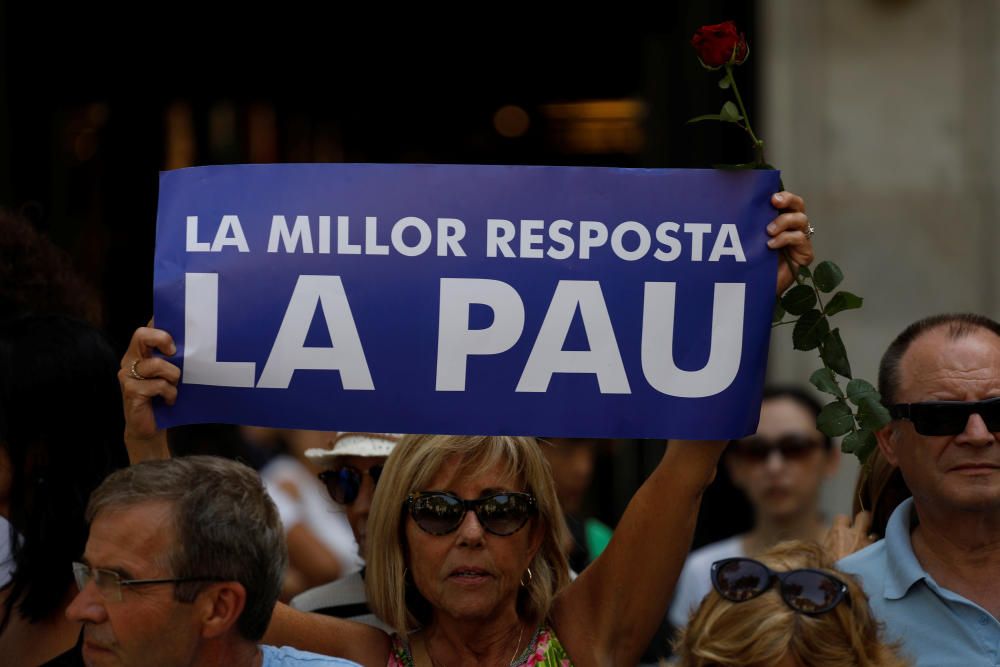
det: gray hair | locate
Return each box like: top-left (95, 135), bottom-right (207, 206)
top-left (86, 455), bottom-right (287, 641)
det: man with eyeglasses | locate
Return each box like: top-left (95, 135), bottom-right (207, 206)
top-left (66, 455), bottom-right (359, 667)
top-left (288, 432), bottom-right (398, 630)
top-left (839, 313), bottom-right (1000, 666)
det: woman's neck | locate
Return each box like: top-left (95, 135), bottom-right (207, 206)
top-left (424, 609), bottom-right (531, 667)
top-left (744, 511), bottom-right (825, 555)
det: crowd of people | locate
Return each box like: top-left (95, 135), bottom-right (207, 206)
top-left (0, 191), bottom-right (997, 667)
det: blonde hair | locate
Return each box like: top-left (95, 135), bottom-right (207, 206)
top-left (674, 541), bottom-right (908, 667)
top-left (365, 435), bottom-right (571, 635)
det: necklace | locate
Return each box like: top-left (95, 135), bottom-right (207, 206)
top-left (507, 623), bottom-right (525, 666)
top-left (422, 623), bottom-right (526, 667)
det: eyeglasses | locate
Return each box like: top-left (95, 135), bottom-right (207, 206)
top-left (404, 491), bottom-right (537, 536)
top-left (711, 557), bottom-right (850, 615)
top-left (889, 396), bottom-right (1000, 436)
top-left (729, 434), bottom-right (822, 462)
top-left (72, 562), bottom-right (225, 602)
top-left (318, 465), bottom-right (384, 505)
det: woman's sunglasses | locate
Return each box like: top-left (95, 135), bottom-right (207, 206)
top-left (318, 465), bottom-right (384, 505)
top-left (729, 434), bottom-right (822, 462)
top-left (711, 557), bottom-right (850, 615)
top-left (889, 396), bottom-right (1000, 436)
top-left (404, 491), bottom-right (537, 536)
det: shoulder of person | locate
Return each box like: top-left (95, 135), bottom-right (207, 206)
top-left (685, 534), bottom-right (744, 570)
top-left (261, 644), bottom-right (362, 666)
top-left (291, 572), bottom-right (366, 610)
top-left (837, 538), bottom-right (887, 582)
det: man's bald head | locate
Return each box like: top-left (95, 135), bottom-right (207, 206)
top-left (879, 314), bottom-right (1000, 406)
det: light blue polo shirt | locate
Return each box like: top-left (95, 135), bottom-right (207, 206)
top-left (261, 645), bottom-right (360, 666)
top-left (839, 497), bottom-right (1000, 666)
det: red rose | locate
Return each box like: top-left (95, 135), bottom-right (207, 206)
top-left (691, 21), bottom-right (749, 69)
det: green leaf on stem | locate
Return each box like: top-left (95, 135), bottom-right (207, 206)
top-left (720, 101), bottom-right (742, 122)
top-left (773, 302), bottom-right (786, 324)
top-left (821, 329), bottom-right (852, 379)
top-left (855, 438), bottom-right (879, 463)
top-left (825, 291), bottom-right (863, 317)
top-left (780, 284), bottom-right (817, 315)
top-left (857, 397), bottom-right (892, 431)
top-left (810, 368), bottom-right (844, 398)
top-left (818, 400), bottom-right (855, 437)
top-left (797, 265), bottom-right (812, 280)
top-left (718, 75), bottom-right (731, 89)
top-left (846, 379), bottom-right (879, 406)
top-left (813, 261), bottom-right (844, 292)
top-left (687, 114), bottom-right (729, 124)
top-left (792, 310), bottom-right (829, 351)
top-left (842, 429), bottom-right (877, 461)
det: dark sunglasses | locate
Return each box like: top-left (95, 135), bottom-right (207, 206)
top-left (318, 465), bottom-right (384, 505)
top-left (889, 396), bottom-right (1000, 436)
top-left (711, 557), bottom-right (850, 615)
top-left (404, 491), bottom-right (537, 536)
top-left (729, 434), bottom-right (822, 462)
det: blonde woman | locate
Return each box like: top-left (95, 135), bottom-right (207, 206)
top-left (674, 541), bottom-right (908, 667)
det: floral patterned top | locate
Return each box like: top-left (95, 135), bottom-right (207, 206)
top-left (388, 625), bottom-right (572, 666)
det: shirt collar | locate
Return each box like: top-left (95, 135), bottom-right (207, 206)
top-left (882, 497), bottom-right (928, 600)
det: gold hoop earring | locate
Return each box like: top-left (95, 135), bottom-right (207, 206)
top-left (519, 568), bottom-right (533, 587)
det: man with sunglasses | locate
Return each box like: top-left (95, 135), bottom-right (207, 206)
top-left (839, 313), bottom-right (1000, 666)
top-left (289, 432), bottom-right (399, 630)
top-left (66, 456), bottom-right (359, 667)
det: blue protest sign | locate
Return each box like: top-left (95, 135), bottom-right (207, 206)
top-left (153, 163), bottom-right (779, 439)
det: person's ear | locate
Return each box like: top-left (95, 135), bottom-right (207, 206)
top-left (876, 424), bottom-right (900, 467)
top-left (196, 582), bottom-right (247, 640)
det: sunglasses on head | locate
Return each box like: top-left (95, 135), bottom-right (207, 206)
top-left (711, 557), bottom-right (850, 615)
top-left (404, 491), bottom-right (537, 536)
top-left (318, 465), bottom-right (384, 505)
top-left (889, 396), bottom-right (1000, 436)
top-left (730, 434), bottom-right (822, 462)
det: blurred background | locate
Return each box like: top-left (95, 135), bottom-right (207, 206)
top-left (2, 0), bottom-right (998, 540)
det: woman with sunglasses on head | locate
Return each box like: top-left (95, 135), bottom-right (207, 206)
top-left (669, 387), bottom-right (840, 631)
top-left (120, 191), bottom-right (814, 666)
top-left (674, 540), bottom-right (908, 667)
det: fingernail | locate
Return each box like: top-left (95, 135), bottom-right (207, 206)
top-left (774, 193), bottom-right (784, 203)
top-left (767, 223), bottom-right (777, 233)
top-left (767, 239), bottom-right (777, 247)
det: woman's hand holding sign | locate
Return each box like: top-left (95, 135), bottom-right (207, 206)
top-left (768, 191), bottom-right (814, 294)
top-left (118, 321), bottom-right (178, 462)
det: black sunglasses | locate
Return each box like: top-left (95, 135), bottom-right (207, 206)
top-left (730, 434), bottom-right (822, 462)
top-left (711, 557), bottom-right (850, 615)
top-left (318, 465), bottom-right (384, 505)
top-left (889, 396), bottom-right (1000, 436)
top-left (404, 491), bottom-right (537, 536)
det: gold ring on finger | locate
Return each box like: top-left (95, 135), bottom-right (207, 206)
top-left (129, 358), bottom-right (148, 381)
